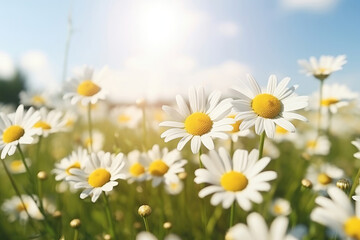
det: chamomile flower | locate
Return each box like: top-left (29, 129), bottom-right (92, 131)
top-left (225, 212), bottom-right (306, 240)
top-left (305, 163), bottom-right (344, 192)
top-left (298, 55), bottom-right (347, 80)
top-left (270, 198), bottom-right (292, 217)
top-left (0, 105), bottom-right (40, 159)
top-left (232, 74), bottom-right (308, 139)
top-left (136, 231), bottom-right (181, 240)
top-left (273, 125), bottom-right (298, 143)
top-left (160, 86), bottom-right (234, 154)
top-left (195, 147), bottom-right (277, 210)
top-left (352, 139), bottom-right (360, 159)
top-left (66, 151), bottom-right (126, 202)
top-left (7, 158), bottom-right (31, 174)
top-left (33, 107), bottom-right (66, 137)
top-left (19, 90), bottom-right (51, 108)
top-left (122, 150), bottom-right (151, 183)
top-left (52, 147), bottom-right (89, 181)
top-left (147, 144), bottom-right (187, 187)
top-left (110, 105), bottom-right (142, 129)
top-left (311, 186), bottom-right (360, 239)
top-left (81, 129), bottom-right (104, 152)
top-left (353, 186), bottom-right (360, 202)
top-left (164, 180), bottom-right (184, 195)
top-left (1, 195), bottom-right (43, 223)
top-left (304, 135), bottom-right (331, 156)
top-left (226, 114), bottom-right (253, 142)
top-left (63, 65), bottom-right (107, 106)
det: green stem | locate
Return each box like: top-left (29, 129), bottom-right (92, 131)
top-left (37, 177), bottom-right (45, 213)
top-left (102, 193), bottom-right (117, 239)
top-left (230, 139), bottom-right (234, 156)
top-left (141, 103), bottom-right (147, 150)
top-left (73, 229), bottom-right (79, 240)
top-left (87, 102), bottom-right (93, 152)
top-left (36, 136), bottom-right (43, 170)
top-left (17, 145), bottom-right (33, 180)
top-left (229, 202), bottom-right (235, 228)
top-left (142, 216), bottom-right (150, 232)
top-left (317, 80), bottom-right (324, 137)
top-left (349, 168), bottom-right (360, 199)
top-left (258, 132), bottom-right (266, 159)
top-left (198, 148), bottom-right (203, 168)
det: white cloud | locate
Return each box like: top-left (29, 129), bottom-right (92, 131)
top-left (0, 51), bottom-right (16, 80)
top-left (217, 21), bottom-right (239, 37)
top-left (102, 55), bottom-right (251, 103)
top-left (280, 0), bottom-right (340, 12)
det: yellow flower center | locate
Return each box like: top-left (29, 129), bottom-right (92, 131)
top-left (317, 173), bottom-right (332, 185)
top-left (344, 217), bottom-right (360, 240)
top-left (66, 119), bottom-right (74, 127)
top-left (220, 171), bottom-right (248, 192)
top-left (66, 161), bottom-right (81, 175)
top-left (88, 168), bottom-right (111, 187)
top-left (321, 98), bottom-right (339, 106)
top-left (184, 112), bottom-right (213, 136)
top-left (118, 114), bottom-right (131, 123)
top-left (77, 80), bottom-right (101, 97)
top-left (273, 205), bottom-right (283, 215)
top-left (32, 95), bottom-right (45, 105)
top-left (130, 162), bottom-right (145, 177)
top-left (16, 203), bottom-right (28, 212)
top-left (276, 126), bottom-right (288, 135)
top-left (149, 160), bottom-right (169, 176)
top-left (306, 140), bottom-right (317, 149)
top-left (33, 121), bottom-right (51, 130)
top-left (2, 125), bottom-right (25, 143)
top-left (251, 94), bottom-right (282, 119)
top-left (10, 160), bottom-right (24, 172)
top-left (84, 138), bottom-right (92, 147)
top-left (228, 115), bottom-right (241, 133)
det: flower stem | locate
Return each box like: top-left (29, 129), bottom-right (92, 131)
top-left (230, 139), bottom-right (234, 156)
top-left (142, 216), bottom-right (150, 232)
top-left (102, 193), bottom-right (117, 239)
top-left (317, 80), bottom-right (324, 137)
top-left (349, 168), bottom-right (360, 199)
top-left (199, 148), bottom-right (203, 168)
top-left (73, 229), bottom-right (79, 240)
top-left (229, 202), bottom-right (235, 228)
top-left (87, 102), bottom-right (93, 152)
top-left (258, 132), bottom-right (266, 159)
top-left (17, 145), bottom-right (33, 181)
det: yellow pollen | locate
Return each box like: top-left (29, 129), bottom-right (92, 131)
top-left (273, 205), bottom-right (283, 214)
top-left (184, 112), bottom-right (213, 136)
top-left (252, 94), bottom-right (282, 119)
top-left (221, 171), bottom-right (248, 192)
top-left (2, 125), bottom-right (25, 143)
top-left (276, 126), bottom-right (288, 135)
top-left (33, 121), bottom-right (51, 130)
top-left (344, 217), bottom-right (360, 240)
top-left (10, 160), bottom-right (24, 171)
top-left (32, 95), bottom-right (45, 104)
top-left (306, 140), bottom-right (317, 149)
top-left (16, 203), bottom-right (28, 212)
top-left (88, 168), bottom-right (111, 187)
top-left (118, 114), bottom-right (131, 123)
top-left (66, 162), bottom-right (81, 175)
top-left (149, 160), bottom-right (169, 176)
top-left (228, 115), bottom-right (241, 133)
top-left (317, 173), bottom-right (332, 185)
top-left (130, 163), bottom-right (145, 177)
top-left (321, 98), bottom-right (339, 106)
top-left (77, 80), bottom-right (101, 97)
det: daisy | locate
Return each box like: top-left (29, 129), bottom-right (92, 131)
top-left (194, 147), bottom-right (277, 210)
top-left (7, 158), bottom-right (31, 174)
top-left (273, 125), bottom-right (298, 143)
top-left (225, 212), bottom-right (306, 240)
top-left (164, 180), bottom-right (184, 195)
top-left (19, 90), bottom-right (52, 108)
top-left (147, 144), bottom-right (187, 187)
top-left (270, 198), bottom-right (292, 217)
top-left (304, 135), bottom-right (331, 156)
top-left (33, 107), bottom-right (66, 137)
top-left (226, 113), bottom-right (253, 142)
top-left (1, 195), bottom-right (43, 223)
top-left (81, 129), bottom-right (104, 152)
top-left (298, 55), bottom-right (347, 80)
top-left (136, 231), bottom-right (181, 240)
top-left (122, 150), bottom-right (151, 183)
top-left (305, 163), bottom-right (344, 192)
top-left (0, 105), bottom-right (40, 159)
top-left (160, 86), bottom-right (234, 154)
top-left (110, 105), bottom-right (143, 129)
top-left (52, 147), bottom-right (89, 181)
top-left (353, 186), bottom-right (360, 202)
top-left (66, 151), bottom-right (126, 202)
top-left (352, 139), bottom-right (360, 159)
top-left (63, 65), bottom-right (107, 106)
top-left (311, 186), bottom-right (360, 239)
top-left (232, 74), bottom-right (308, 138)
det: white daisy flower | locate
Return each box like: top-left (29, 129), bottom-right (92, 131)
top-left (311, 186), bottom-right (360, 239)
top-left (77, 101), bottom-right (109, 122)
top-left (61, 110), bottom-right (79, 131)
top-left (0, 105), bottom-right (40, 159)
top-left (52, 147), bottom-right (89, 181)
top-left (225, 212), bottom-right (306, 240)
top-left (81, 129), bottom-right (104, 152)
top-left (147, 144), bottom-right (187, 187)
top-left (304, 135), bottom-right (331, 156)
top-left (33, 107), bottom-right (66, 137)
top-left (160, 86), bottom-right (234, 154)
top-left (270, 198), bottom-right (292, 217)
top-left (352, 139), bottom-right (360, 159)
top-left (63, 65), bottom-right (107, 106)
top-left (194, 147), bottom-right (277, 210)
top-left (352, 186), bottom-right (360, 202)
top-left (226, 114), bottom-right (253, 142)
top-left (19, 90), bottom-right (52, 108)
top-left (66, 151), bottom-right (126, 202)
top-left (7, 158), bottom-right (31, 174)
top-left (305, 163), bottom-right (344, 192)
top-left (298, 55), bottom-right (347, 80)
top-left (164, 180), bottom-right (184, 195)
top-left (1, 195), bottom-right (43, 223)
top-left (110, 105), bottom-right (143, 129)
top-left (136, 231), bottom-right (181, 240)
top-left (232, 74), bottom-right (308, 139)
top-left (122, 150), bottom-right (151, 183)
top-left (273, 125), bottom-right (298, 144)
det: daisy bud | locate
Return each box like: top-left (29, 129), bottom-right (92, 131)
top-left (52, 210), bottom-right (62, 219)
top-left (336, 178), bottom-right (351, 191)
top-left (138, 205), bottom-right (152, 217)
top-left (70, 219), bottom-right (81, 229)
top-left (103, 234), bottom-right (111, 240)
top-left (163, 222), bottom-right (172, 230)
top-left (37, 171), bottom-right (48, 180)
top-left (301, 178), bottom-right (312, 189)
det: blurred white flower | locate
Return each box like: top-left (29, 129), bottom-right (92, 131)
top-left (110, 105), bottom-right (142, 129)
top-left (305, 163), bottom-right (344, 192)
top-left (270, 198), bottom-right (292, 216)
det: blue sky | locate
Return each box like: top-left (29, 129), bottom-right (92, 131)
top-left (0, 0), bottom-right (359, 102)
